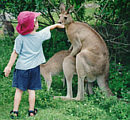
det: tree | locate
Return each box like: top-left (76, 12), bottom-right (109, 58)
top-left (94, 0), bottom-right (130, 63)
top-left (0, 0), bottom-right (86, 26)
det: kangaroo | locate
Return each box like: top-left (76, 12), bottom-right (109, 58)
top-left (55, 4), bottom-right (113, 100)
top-left (40, 50), bottom-right (71, 91)
top-left (40, 50), bottom-right (93, 95)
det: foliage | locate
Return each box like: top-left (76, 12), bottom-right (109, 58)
top-left (0, 0), bottom-right (86, 25)
top-left (94, 0), bottom-right (130, 63)
top-left (88, 89), bottom-right (128, 120)
top-left (95, 0), bottom-right (129, 23)
top-left (109, 62), bottom-right (129, 100)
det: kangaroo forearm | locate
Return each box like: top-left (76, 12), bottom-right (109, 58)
top-left (70, 47), bottom-right (81, 56)
top-left (70, 40), bottom-right (82, 56)
top-left (69, 45), bottom-right (73, 51)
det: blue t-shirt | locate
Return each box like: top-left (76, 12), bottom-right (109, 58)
top-left (14, 26), bottom-right (51, 70)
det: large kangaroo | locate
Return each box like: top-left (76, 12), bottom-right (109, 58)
top-left (55, 4), bottom-right (113, 100)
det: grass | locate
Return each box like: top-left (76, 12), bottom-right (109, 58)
top-left (0, 36), bottom-right (129, 120)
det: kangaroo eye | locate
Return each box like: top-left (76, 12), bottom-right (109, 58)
top-left (64, 17), bottom-right (67, 20)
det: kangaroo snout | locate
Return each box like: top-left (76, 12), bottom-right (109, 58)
top-left (57, 21), bottom-right (62, 24)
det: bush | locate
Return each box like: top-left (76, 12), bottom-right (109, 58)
top-left (109, 62), bottom-right (129, 100)
top-left (95, 0), bottom-right (129, 64)
top-left (109, 101), bottom-right (128, 120)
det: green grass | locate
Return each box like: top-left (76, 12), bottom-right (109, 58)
top-left (0, 36), bottom-right (129, 120)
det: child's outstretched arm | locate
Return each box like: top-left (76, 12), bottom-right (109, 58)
top-left (4, 50), bottom-right (18, 77)
top-left (49, 24), bottom-right (64, 30)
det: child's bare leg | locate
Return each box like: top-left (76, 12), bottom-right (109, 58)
top-left (13, 88), bottom-right (23, 113)
top-left (28, 90), bottom-right (35, 116)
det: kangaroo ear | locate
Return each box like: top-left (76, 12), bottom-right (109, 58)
top-left (59, 3), bottom-right (66, 13)
top-left (67, 5), bottom-right (74, 14)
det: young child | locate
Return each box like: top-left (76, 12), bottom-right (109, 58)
top-left (4, 11), bottom-right (64, 118)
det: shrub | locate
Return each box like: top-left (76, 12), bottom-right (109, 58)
top-left (109, 62), bottom-right (129, 100)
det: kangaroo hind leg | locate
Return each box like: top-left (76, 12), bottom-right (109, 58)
top-left (97, 75), bottom-right (113, 96)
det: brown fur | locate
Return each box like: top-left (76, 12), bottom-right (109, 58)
top-left (55, 4), bottom-right (113, 100)
top-left (40, 50), bottom-right (70, 90)
top-left (40, 50), bottom-right (94, 95)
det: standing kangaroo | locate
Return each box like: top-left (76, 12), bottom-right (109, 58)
top-left (55, 4), bottom-right (113, 100)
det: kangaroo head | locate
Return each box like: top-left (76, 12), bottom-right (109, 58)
top-left (58, 3), bottom-right (74, 25)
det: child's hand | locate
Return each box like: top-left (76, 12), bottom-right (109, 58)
top-left (50, 24), bottom-right (64, 30)
top-left (56, 24), bottom-right (64, 29)
top-left (4, 66), bottom-right (11, 77)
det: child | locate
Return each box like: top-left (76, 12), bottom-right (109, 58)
top-left (4, 11), bottom-right (64, 118)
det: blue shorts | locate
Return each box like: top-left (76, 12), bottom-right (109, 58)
top-left (13, 66), bottom-right (41, 91)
